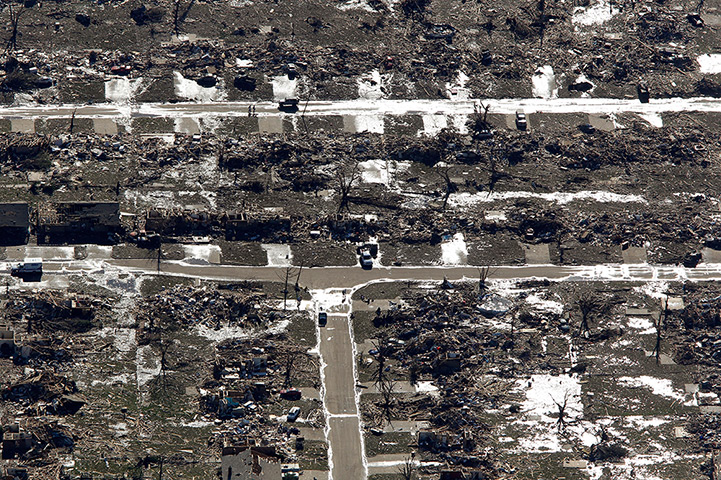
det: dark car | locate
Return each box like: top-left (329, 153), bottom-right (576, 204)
top-left (278, 98), bottom-right (299, 112)
top-left (477, 128), bottom-right (493, 140)
top-left (637, 83), bottom-right (650, 103)
top-left (280, 388), bottom-right (302, 401)
top-left (515, 111), bottom-right (527, 130)
top-left (318, 312), bottom-right (328, 327)
top-left (578, 123), bottom-right (596, 134)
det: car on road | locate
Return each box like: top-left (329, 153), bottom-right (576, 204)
top-left (359, 249), bottom-right (373, 269)
top-left (10, 258), bottom-right (43, 276)
top-left (318, 312), bottom-right (328, 327)
top-left (515, 111), bottom-right (527, 130)
top-left (287, 406), bottom-right (301, 422)
top-left (278, 98), bottom-right (299, 112)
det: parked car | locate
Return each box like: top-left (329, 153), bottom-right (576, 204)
top-left (10, 258), bottom-right (42, 276)
top-left (359, 249), bottom-right (373, 269)
top-left (578, 123), bottom-right (596, 134)
top-left (278, 98), bottom-right (299, 112)
top-left (515, 111), bottom-right (527, 130)
top-left (637, 83), bottom-right (650, 103)
top-left (287, 406), bottom-right (301, 422)
top-left (477, 127), bottom-right (493, 140)
top-left (280, 388), bottom-right (302, 401)
top-left (318, 312), bottom-right (328, 327)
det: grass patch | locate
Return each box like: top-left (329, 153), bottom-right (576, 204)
top-left (140, 274), bottom-right (194, 296)
top-left (365, 431), bottom-right (414, 457)
top-left (297, 440), bottom-right (329, 471)
top-left (286, 310), bottom-right (317, 348)
top-left (352, 310), bottom-right (378, 343)
top-left (217, 239), bottom-right (267, 265)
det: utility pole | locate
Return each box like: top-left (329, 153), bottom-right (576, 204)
top-left (283, 266), bottom-right (291, 310)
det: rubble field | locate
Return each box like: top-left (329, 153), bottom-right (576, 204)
top-left (353, 278), bottom-right (721, 479)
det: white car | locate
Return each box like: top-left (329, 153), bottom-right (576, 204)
top-left (287, 406), bottom-right (301, 422)
top-left (359, 249), bottom-right (373, 269)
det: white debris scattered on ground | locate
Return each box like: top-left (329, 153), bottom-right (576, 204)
top-left (22, 246), bottom-right (75, 260)
top-left (105, 78), bottom-right (144, 103)
top-left (421, 115), bottom-right (448, 136)
top-left (357, 70), bottom-right (384, 100)
top-left (173, 72), bottom-right (226, 102)
top-left (532, 65), bottom-right (558, 99)
top-left (608, 112), bottom-right (624, 129)
top-left (358, 159), bottom-right (410, 187)
top-left (525, 294), bottom-right (564, 314)
top-left (639, 113), bottom-right (664, 128)
top-left (446, 71), bottom-right (470, 100)
top-left (450, 190), bottom-right (647, 207)
top-left (182, 244), bottom-right (221, 265)
top-left (178, 420), bottom-right (215, 428)
top-left (574, 73), bottom-right (595, 96)
top-left (625, 416), bottom-right (670, 429)
top-left (573, 0), bottom-right (619, 25)
top-left (262, 244), bottom-right (293, 266)
top-left (97, 326), bottom-right (136, 353)
top-left (351, 115), bottom-right (385, 133)
top-left (311, 288), bottom-right (348, 314)
top-left (698, 54), bottom-right (721, 74)
top-left (516, 374), bottom-right (583, 420)
top-left (12, 93), bottom-right (36, 106)
top-left (415, 381), bottom-right (440, 397)
top-left (195, 316), bottom-right (291, 342)
top-left (618, 376), bottom-right (685, 402)
top-left (124, 189), bottom-right (217, 210)
top-left (337, 0), bottom-right (377, 12)
top-left (92, 373), bottom-right (134, 387)
top-left (359, 159), bottom-right (390, 184)
top-left (634, 282), bottom-right (669, 299)
top-left (511, 374), bottom-right (584, 453)
top-left (449, 114), bottom-right (469, 134)
top-left (441, 233), bottom-right (468, 265)
top-left (136, 345), bottom-right (161, 387)
top-left (627, 317), bottom-right (656, 334)
top-left (271, 75), bottom-right (298, 101)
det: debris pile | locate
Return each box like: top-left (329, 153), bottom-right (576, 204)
top-left (136, 285), bottom-right (269, 339)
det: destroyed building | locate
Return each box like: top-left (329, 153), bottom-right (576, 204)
top-left (36, 202), bottom-right (121, 244)
top-left (0, 203), bottom-right (29, 246)
top-left (0, 324), bottom-right (17, 357)
top-left (221, 442), bottom-right (282, 480)
top-left (225, 211), bottom-right (291, 241)
top-left (143, 208), bottom-right (223, 237)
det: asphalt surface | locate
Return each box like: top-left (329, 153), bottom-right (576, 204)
top-left (38, 259), bottom-right (721, 288)
top-left (319, 311), bottom-right (366, 480)
top-left (3, 97), bottom-right (721, 121)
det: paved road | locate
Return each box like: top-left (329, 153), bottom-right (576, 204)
top-left (35, 258), bottom-right (721, 289)
top-left (2, 97), bottom-right (721, 120)
top-left (318, 308), bottom-right (366, 480)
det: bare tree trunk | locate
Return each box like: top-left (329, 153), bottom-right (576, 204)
top-left (5, 3), bottom-right (22, 54)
